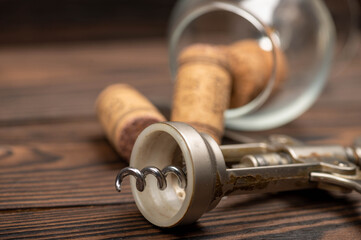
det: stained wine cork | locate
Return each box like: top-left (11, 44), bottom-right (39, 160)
top-left (171, 44), bottom-right (232, 144)
top-left (227, 40), bottom-right (288, 108)
top-left (96, 84), bottom-right (166, 161)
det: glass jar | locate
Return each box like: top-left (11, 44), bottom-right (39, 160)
top-left (168, 0), bottom-right (358, 131)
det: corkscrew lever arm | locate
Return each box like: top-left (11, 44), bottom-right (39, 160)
top-left (310, 172), bottom-right (361, 194)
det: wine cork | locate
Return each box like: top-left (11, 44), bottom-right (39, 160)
top-left (227, 40), bottom-right (288, 108)
top-left (171, 44), bottom-right (232, 144)
top-left (96, 84), bottom-right (166, 161)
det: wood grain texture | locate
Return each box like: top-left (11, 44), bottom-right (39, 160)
top-left (0, 191), bottom-right (361, 239)
top-left (0, 38), bottom-right (360, 239)
top-left (0, 40), bottom-right (172, 123)
top-left (0, 141), bottom-right (135, 209)
top-left (0, 0), bottom-right (176, 45)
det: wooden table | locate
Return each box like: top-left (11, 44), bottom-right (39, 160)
top-left (0, 39), bottom-right (361, 239)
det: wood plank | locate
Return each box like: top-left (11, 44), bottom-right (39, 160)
top-left (0, 40), bottom-right (169, 87)
top-left (0, 118), bottom-right (360, 146)
top-left (0, 190), bottom-right (360, 239)
top-left (0, 39), bottom-right (360, 124)
top-left (0, 0), bottom-right (176, 45)
top-left (0, 40), bottom-right (173, 122)
top-left (0, 0), bottom-right (358, 46)
top-left (0, 119), bottom-right (360, 210)
top-left (0, 120), bottom-right (103, 144)
top-left (0, 141), bottom-right (134, 209)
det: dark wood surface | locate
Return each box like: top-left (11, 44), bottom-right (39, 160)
top-left (0, 0), bottom-right (176, 45)
top-left (0, 38), bottom-right (361, 239)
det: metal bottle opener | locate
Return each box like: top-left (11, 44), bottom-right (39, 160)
top-left (115, 122), bottom-right (361, 227)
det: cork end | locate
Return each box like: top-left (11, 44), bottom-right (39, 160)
top-left (96, 83), bottom-right (166, 162)
top-left (227, 40), bottom-right (267, 108)
top-left (117, 117), bottom-right (165, 161)
top-left (226, 39), bottom-right (288, 109)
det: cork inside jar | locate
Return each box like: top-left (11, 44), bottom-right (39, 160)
top-left (169, 0), bottom-right (335, 131)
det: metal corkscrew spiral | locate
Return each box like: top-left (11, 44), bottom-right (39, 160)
top-left (115, 165), bottom-right (187, 192)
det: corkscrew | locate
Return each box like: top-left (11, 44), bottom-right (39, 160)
top-left (115, 166), bottom-right (186, 192)
top-left (115, 122), bottom-right (361, 228)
